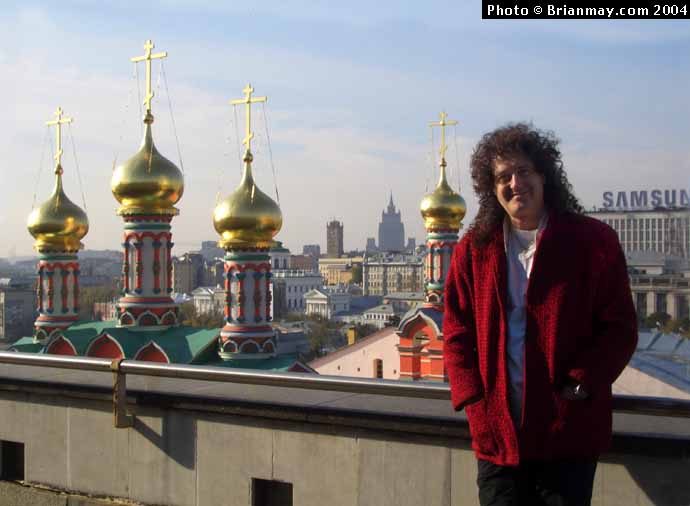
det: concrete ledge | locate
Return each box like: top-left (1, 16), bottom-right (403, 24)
top-left (0, 481), bottom-right (142, 506)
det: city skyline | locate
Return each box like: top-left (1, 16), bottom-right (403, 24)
top-left (2, 2), bottom-right (690, 256)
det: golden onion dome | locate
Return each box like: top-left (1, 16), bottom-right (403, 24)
top-left (420, 160), bottom-right (466, 231)
top-left (111, 114), bottom-right (184, 216)
top-left (213, 150), bottom-right (283, 250)
top-left (27, 165), bottom-right (89, 253)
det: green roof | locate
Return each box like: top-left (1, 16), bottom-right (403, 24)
top-left (9, 321), bottom-right (302, 371)
top-left (204, 353), bottom-right (301, 371)
top-left (11, 321), bottom-right (219, 364)
top-left (8, 337), bottom-right (44, 353)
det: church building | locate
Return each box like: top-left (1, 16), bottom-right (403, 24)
top-left (10, 40), bottom-right (309, 373)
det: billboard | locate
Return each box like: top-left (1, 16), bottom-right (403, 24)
top-left (602, 189), bottom-right (690, 209)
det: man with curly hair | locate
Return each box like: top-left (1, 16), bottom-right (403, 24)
top-left (443, 123), bottom-right (637, 506)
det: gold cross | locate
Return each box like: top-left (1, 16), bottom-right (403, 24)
top-left (429, 111), bottom-right (458, 160)
top-left (45, 107), bottom-right (73, 168)
top-left (230, 84), bottom-right (267, 153)
top-left (131, 39), bottom-right (168, 113)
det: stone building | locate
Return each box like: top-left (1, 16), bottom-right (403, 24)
top-left (172, 252), bottom-right (206, 294)
top-left (587, 207), bottom-right (690, 259)
top-left (289, 254), bottom-right (317, 272)
top-left (362, 253), bottom-right (424, 296)
top-left (318, 257), bottom-right (362, 286)
top-left (302, 244), bottom-right (321, 257)
top-left (378, 193), bottom-right (405, 252)
top-left (627, 252), bottom-right (690, 321)
top-left (304, 287), bottom-right (351, 319)
top-left (0, 286), bottom-right (35, 341)
top-left (326, 220), bottom-right (344, 257)
top-left (271, 270), bottom-right (324, 318)
top-left (190, 286), bottom-right (225, 316)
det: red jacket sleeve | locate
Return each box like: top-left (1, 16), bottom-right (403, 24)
top-left (443, 241), bottom-right (484, 411)
top-left (567, 228), bottom-right (638, 391)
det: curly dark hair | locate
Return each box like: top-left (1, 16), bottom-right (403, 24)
top-left (468, 122), bottom-right (583, 245)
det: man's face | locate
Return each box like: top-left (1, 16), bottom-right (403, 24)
top-left (493, 153), bottom-right (545, 229)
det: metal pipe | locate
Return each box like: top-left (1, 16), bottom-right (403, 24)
top-left (1, 351), bottom-right (689, 417)
top-left (121, 360), bottom-right (451, 399)
top-left (0, 351), bottom-right (112, 372)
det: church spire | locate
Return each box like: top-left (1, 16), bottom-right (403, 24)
top-left (27, 107), bottom-right (89, 342)
top-left (111, 39), bottom-right (182, 329)
top-left (213, 84), bottom-right (282, 361)
top-left (420, 111), bottom-right (466, 307)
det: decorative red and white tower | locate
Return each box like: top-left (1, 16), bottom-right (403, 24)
top-left (27, 107), bottom-right (89, 343)
top-left (213, 84), bottom-right (283, 360)
top-left (110, 40), bottom-right (184, 328)
top-left (398, 112), bottom-right (466, 380)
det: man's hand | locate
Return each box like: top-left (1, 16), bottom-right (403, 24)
top-left (560, 382), bottom-right (589, 400)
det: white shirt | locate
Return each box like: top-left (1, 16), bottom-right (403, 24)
top-left (503, 214), bottom-right (547, 426)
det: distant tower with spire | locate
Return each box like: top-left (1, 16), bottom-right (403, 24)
top-left (378, 192), bottom-right (405, 253)
top-left (213, 84), bottom-right (283, 360)
top-left (27, 107), bottom-right (89, 343)
top-left (111, 40), bottom-right (184, 328)
top-left (397, 111), bottom-right (466, 381)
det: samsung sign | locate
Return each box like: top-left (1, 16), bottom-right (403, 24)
top-left (602, 189), bottom-right (690, 209)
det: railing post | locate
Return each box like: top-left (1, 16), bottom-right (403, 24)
top-left (111, 358), bottom-right (133, 428)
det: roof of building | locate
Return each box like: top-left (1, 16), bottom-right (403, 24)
top-left (363, 252), bottom-right (424, 264)
top-left (11, 320), bottom-right (219, 363)
top-left (191, 286), bottom-right (224, 296)
top-left (10, 321), bottom-right (310, 371)
top-left (383, 292), bottom-right (425, 301)
top-left (628, 331), bottom-right (690, 395)
top-left (364, 304), bottom-right (395, 315)
top-left (203, 352), bottom-right (306, 371)
top-left (587, 207), bottom-right (690, 215)
top-left (308, 326), bottom-right (398, 368)
top-left (350, 296), bottom-right (383, 312)
top-left (398, 304), bottom-right (444, 337)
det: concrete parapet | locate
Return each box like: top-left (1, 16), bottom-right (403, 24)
top-left (0, 364), bottom-right (689, 506)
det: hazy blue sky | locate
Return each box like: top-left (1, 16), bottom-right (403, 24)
top-left (2, 2), bottom-right (689, 256)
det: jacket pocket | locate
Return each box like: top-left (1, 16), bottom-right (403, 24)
top-left (465, 399), bottom-right (497, 456)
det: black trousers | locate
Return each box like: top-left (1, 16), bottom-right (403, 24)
top-left (477, 458), bottom-right (598, 506)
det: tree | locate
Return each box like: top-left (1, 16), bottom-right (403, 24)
top-left (306, 320), bottom-right (330, 357)
top-left (664, 317), bottom-right (690, 336)
top-left (79, 283), bottom-right (119, 320)
top-left (351, 264), bottom-right (362, 284)
top-left (354, 323), bottom-right (377, 339)
top-left (179, 302), bottom-right (224, 328)
top-left (642, 312), bottom-right (671, 330)
top-left (385, 314), bottom-right (401, 328)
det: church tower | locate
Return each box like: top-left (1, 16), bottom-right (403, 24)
top-left (213, 84), bottom-right (283, 360)
top-left (111, 40), bottom-right (184, 328)
top-left (419, 112), bottom-right (466, 308)
top-left (27, 108), bottom-right (89, 343)
top-left (398, 112), bottom-right (466, 380)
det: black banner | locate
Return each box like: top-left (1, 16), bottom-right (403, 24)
top-left (482, 0), bottom-right (689, 18)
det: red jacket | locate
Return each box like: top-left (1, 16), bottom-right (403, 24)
top-left (443, 212), bottom-right (637, 466)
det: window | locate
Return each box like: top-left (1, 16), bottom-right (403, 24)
top-left (374, 359), bottom-right (383, 378)
top-left (0, 440), bottom-right (24, 480)
top-left (252, 479), bottom-right (292, 506)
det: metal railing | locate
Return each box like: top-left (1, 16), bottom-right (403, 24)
top-left (0, 351), bottom-right (689, 427)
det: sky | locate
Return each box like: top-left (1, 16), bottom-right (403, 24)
top-left (2, 1), bottom-right (690, 257)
